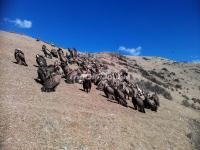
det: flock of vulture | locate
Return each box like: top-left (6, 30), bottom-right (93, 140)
top-left (14, 44), bottom-right (160, 113)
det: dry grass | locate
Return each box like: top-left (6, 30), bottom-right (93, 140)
top-left (0, 31), bottom-right (200, 150)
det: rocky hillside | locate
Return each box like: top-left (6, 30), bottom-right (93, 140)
top-left (0, 31), bottom-right (200, 150)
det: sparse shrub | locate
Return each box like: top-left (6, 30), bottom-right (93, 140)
top-left (110, 62), bottom-right (115, 66)
top-left (95, 59), bottom-right (101, 63)
top-left (129, 74), bottom-right (134, 80)
top-left (142, 57), bottom-right (150, 60)
top-left (182, 98), bottom-right (200, 110)
top-left (163, 62), bottom-right (170, 65)
top-left (118, 61), bottom-right (126, 66)
top-left (162, 68), bottom-right (168, 71)
top-left (102, 64), bottom-right (108, 70)
top-left (167, 82), bottom-right (173, 87)
top-left (172, 62), bottom-right (178, 65)
top-left (136, 80), bottom-right (172, 100)
top-left (148, 76), bottom-right (169, 88)
top-left (170, 72), bottom-right (176, 76)
top-left (192, 102), bottom-right (200, 110)
top-left (109, 52), bottom-right (127, 62)
top-left (182, 100), bottom-right (194, 107)
top-left (163, 91), bottom-right (173, 100)
top-left (149, 70), bottom-right (165, 80)
top-left (117, 54), bottom-right (127, 62)
top-left (134, 63), bottom-right (139, 67)
top-left (105, 65), bottom-right (109, 69)
top-left (192, 98), bottom-right (200, 104)
top-left (182, 95), bottom-right (189, 100)
top-left (175, 84), bottom-right (182, 89)
top-left (154, 84), bottom-right (172, 100)
top-left (195, 70), bottom-right (200, 74)
top-left (139, 68), bottom-right (150, 77)
top-left (126, 62), bottom-right (137, 69)
top-left (109, 52), bottom-right (117, 57)
top-left (174, 79), bottom-right (180, 82)
top-left (128, 68), bottom-right (135, 73)
top-left (137, 80), bottom-right (152, 90)
top-left (187, 119), bottom-right (200, 150)
top-left (139, 68), bottom-right (169, 88)
top-left (102, 60), bottom-right (110, 65)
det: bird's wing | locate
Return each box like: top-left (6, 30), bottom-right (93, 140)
top-left (18, 52), bottom-right (26, 62)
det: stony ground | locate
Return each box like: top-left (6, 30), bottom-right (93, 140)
top-left (0, 31), bottom-right (200, 150)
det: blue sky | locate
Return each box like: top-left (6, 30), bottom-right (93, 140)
top-left (0, 0), bottom-right (200, 62)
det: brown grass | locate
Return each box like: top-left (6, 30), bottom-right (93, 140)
top-left (0, 31), bottom-right (200, 150)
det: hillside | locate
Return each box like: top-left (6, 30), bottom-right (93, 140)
top-left (0, 31), bottom-right (200, 150)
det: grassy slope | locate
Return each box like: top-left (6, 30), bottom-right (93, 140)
top-left (0, 31), bottom-right (199, 150)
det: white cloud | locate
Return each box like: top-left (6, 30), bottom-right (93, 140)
top-left (192, 59), bottom-right (200, 63)
top-left (190, 55), bottom-right (200, 63)
top-left (4, 18), bottom-right (32, 28)
top-left (118, 46), bottom-right (141, 56)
